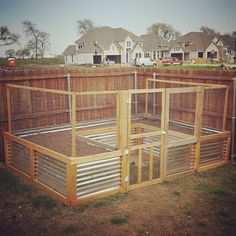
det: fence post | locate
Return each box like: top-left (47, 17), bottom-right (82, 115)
top-left (194, 87), bottom-right (204, 170)
top-left (144, 79), bottom-right (149, 117)
top-left (66, 163), bottom-right (77, 206)
top-left (134, 71), bottom-right (138, 114)
top-left (117, 91), bottom-right (130, 192)
top-left (231, 78), bottom-right (236, 163)
top-left (160, 89), bottom-right (169, 180)
top-left (71, 94), bottom-right (76, 158)
top-left (30, 149), bottom-right (36, 180)
top-left (67, 73), bottom-right (72, 123)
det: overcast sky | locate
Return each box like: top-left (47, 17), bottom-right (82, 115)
top-left (0, 0), bottom-right (235, 57)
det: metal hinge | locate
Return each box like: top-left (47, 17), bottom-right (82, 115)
top-left (124, 149), bottom-right (129, 155)
top-left (125, 176), bottom-right (129, 182)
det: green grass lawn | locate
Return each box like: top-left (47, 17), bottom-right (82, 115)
top-left (0, 58), bottom-right (64, 67)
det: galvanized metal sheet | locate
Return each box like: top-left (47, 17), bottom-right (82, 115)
top-left (9, 141), bottom-right (30, 175)
top-left (77, 156), bottom-right (121, 198)
top-left (36, 152), bottom-right (67, 196)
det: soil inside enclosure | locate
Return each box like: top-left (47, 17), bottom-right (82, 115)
top-left (23, 130), bottom-right (108, 157)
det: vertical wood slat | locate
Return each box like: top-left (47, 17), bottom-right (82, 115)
top-left (194, 87), bottom-right (204, 170)
top-left (222, 87), bottom-right (229, 131)
top-left (6, 86), bottom-right (12, 133)
top-left (144, 79), bottom-right (149, 117)
top-left (138, 148), bottom-right (142, 184)
top-left (71, 94), bottom-right (76, 158)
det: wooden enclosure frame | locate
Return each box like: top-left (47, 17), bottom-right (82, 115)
top-left (3, 80), bottom-right (231, 206)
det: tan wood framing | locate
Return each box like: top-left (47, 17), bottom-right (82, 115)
top-left (3, 81), bottom-right (231, 207)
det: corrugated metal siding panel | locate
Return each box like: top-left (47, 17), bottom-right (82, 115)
top-left (36, 153), bottom-right (67, 196)
top-left (9, 141), bottom-right (30, 175)
top-left (200, 138), bottom-right (225, 164)
top-left (85, 132), bottom-right (116, 147)
top-left (77, 156), bottom-right (121, 198)
top-left (167, 144), bottom-right (192, 175)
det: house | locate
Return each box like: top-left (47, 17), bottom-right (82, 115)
top-left (63, 45), bottom-right (76, 64)
top-left (64, 26), bottom-right (145, 65)
top-left (140, 33), bottom-right (170, 60)
top-left (208, 35), bottom-right (236, 62)
top-left (169, 32), bottom-right (214, 60)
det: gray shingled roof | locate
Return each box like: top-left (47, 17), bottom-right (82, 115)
top-left (63, 45), bottom-right (76, 55)
top-left (140, 33), bottom-right (170, 51)
top-left (75, 26), bottom-right (142, 53)
top-left (171, 32), bottom-right (213, 52)
top-left (217, 35), bottom-right (236, 50)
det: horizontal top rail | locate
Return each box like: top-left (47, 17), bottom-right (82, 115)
top-left (147, 78), bottom-right (228, 89)
top-left (7, 84), bottom-right (71, 95)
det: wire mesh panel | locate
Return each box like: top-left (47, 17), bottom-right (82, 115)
top-left (75, 93), bottom-right (117, 157)
top-left (76, 156), bottom-right (121, 198)
top-left (9, 86), bottom-right (71, 132)
top-left (8, 141), bottom-right (30, 175)
top-left (202, 88), bottom-right (226, 133)
top-left (36, 152), bottom-right (67, 196)
top-left (169, 91), bottom-right (197, 135)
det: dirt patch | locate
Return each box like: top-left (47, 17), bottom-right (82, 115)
top-left (24, 130), bottom-right (107, 157)
top-left (0, 164), bottom-right (235, 236)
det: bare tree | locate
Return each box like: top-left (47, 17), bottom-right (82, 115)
top-left (23, 20), bottom-right (50, 61)
top-left (147, 22), bottom-right (180, 42)
top-left (77, 19), bottom-right (95, 35)
top-left (16, 48), bottom-right (30, 59)
top-left (200, 26), bottom-right (219, 36)
top-left (38, 32), bottom-right (50, 58)
top-left (5, 49), bottom-right (16, 57)
top-left (0, 26), bottom-right (20, 47)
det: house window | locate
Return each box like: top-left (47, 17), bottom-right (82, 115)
top-left (198, 52), bottom-right (203, 58)
top-left (135, 53), bottom-right (141, 58)
top-left (127, 41), bottom-right (131, 47)
top-left (71, 55), bottom-right (73, 62)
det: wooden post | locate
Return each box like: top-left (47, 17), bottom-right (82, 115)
top-left (6, 86), bottom-right (12, 133)
top-left (4, 136), bottom-right (10, 165)
top-left (66, 163), bottom-right (77, 206)
top-left (149, 146), bottom-right (154, 181)
top-left (30, 149), bottom-right (36, 180)
top-left (194, 87), bottom-right (204, 170)
top-left (222, 87), bottom-right (229, 131)
top-left (71, 94), bottom-right (76, 158)
top-left (160, 90), bottom-right (169, 180)
top-left (116, 91), bottom-right (130, 192)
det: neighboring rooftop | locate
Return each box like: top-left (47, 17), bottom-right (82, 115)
top-left (75, 26), bottom-right (143, 53)
top-left (171, 32), bottom-right (214, 51)
top-left (63, 45), bottom-right (76, 55)
top-left (140, 33), bottom-right (170, 51)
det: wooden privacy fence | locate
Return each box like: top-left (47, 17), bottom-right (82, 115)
top-left (3, 80), bottom-right (231, 206)
top-left (0, 67), bottom-right (235, 161)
